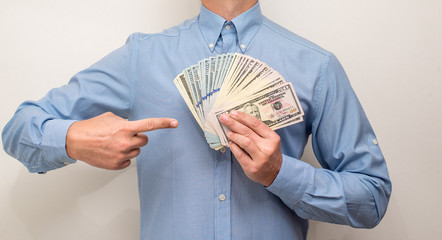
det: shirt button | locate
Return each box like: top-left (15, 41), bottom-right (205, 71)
top-left (219, 194), bottom-right (226, 202)
top-left (220, 147), bottom-right (226, 154)
top-left (209, 43), bottom-right (214, 48)
top-left (240, 44), bottom-right (246, 49)
top-left (373, 139), bottom-right (378, 145)
top-left (225, 25), bottom-right (231, 30)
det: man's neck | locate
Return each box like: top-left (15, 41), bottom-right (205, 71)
top-left (201, 0), bottom-right (258, 21)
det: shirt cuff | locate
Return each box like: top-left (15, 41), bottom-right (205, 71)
top-left (266, 154), bottom-right (315, 207)
top-left (41, 119), bottom-right (77, 169)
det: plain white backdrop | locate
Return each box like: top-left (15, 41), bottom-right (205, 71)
top-left (1, 0), bottom-right (441, 239)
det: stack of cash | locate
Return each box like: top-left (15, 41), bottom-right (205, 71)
top-left (174, 53), bottom-right (304, 150)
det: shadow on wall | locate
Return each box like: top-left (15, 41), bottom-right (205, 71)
top-left (9, 163), bottom-right (140, 240)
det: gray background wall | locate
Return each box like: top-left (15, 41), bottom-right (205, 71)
top-left (1, 0), bottom-right (441, 239)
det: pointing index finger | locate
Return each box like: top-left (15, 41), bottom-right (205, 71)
top-left (130, 118), bottom-right (178, 133)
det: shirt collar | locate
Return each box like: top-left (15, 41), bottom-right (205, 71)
top-left (198, 1), bottom-right (263, 53)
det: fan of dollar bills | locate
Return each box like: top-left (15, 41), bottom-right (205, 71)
top-left (174, 53), bottom-right (304, 150)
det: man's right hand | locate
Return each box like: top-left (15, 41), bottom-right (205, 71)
top-left (66, 112), bottom-right (178, 170)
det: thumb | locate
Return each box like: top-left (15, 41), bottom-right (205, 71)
top-left (129, 118), bottom-right (178, 133)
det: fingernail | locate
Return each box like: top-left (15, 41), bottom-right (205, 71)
top-left (220, 114), bottom-right (229, 122)
top-left (170, 120), bottom-right (178, 128)
top-left (227, 131), bottom-right (233, 137)
top-left (230, 110), bottom-right (238, 117)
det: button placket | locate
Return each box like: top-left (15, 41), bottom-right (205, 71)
top-left (214, 147), bottom-right (232, 239)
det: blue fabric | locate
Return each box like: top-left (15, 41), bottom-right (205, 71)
top-left (2, 2), bottom-right (391, 239)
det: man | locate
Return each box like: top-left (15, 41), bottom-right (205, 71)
top-left (243, 103), bottom-right (261, 120)
top-left (2, 0), bottom-right (391, 239)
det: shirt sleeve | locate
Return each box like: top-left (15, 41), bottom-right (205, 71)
top-left (2, 34), bottom-right (138, 173)
top-left (267, 54), bottom-right (392, 228)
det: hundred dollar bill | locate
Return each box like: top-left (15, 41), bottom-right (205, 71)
top-left (212, 82), bottom-right (304, 146)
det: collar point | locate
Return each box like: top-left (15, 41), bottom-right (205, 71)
top-left (240, 44), bottom-right (247, 53)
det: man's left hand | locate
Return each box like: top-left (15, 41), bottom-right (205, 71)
top-left (219, 110), bottom-right (282, 187)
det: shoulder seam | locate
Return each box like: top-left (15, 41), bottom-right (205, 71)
top-left (312, 54), bottom-right (332, 130)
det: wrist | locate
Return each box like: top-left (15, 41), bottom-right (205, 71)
top-left (263, 155), bottom-right (282, 187)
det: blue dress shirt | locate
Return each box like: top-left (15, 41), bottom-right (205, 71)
top-left (2, 2), bottom-right (391, 239)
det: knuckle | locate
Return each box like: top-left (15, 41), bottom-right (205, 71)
top-left (131, 148), bottom-right (141, 157)
top-left (108, 161), bottom-right (120, 170)
top-left (140, 135), bottom-right (149, 146)
top-left (261, 142), bottom-right (274, 152)
top-left (272, 134), bottom-right (281, 143)
top-left (243, 137), bottom-right (252, 147)
top-left (243, 129), bottom-right (253, 138)
top-left (260, 146), bottom-right (271, 154)
top-left (111, 157), bottom-right (125, 169)
top-left (112, 152), bottom-right (125, 162)
top-left (235, 148), bottom-right (245, 159)
top-left (103, 112), bottom-right (117, 119)
top-left (144, 121), bottom-right (152, 131)
top-left (251, 117), bottom-right (261, 128)
top-left (118, 125), bottom-right (132, 134)
top-left (118, 153), bottom-right (128, 161)
top-left (122, 160), bottom-right (132, 168)
top-left (260, 135), bottom-right (280, 155)
top-left (144, 119), bottom-right (158, 131)
top-left (117, 141), bottom-right (130, 151)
